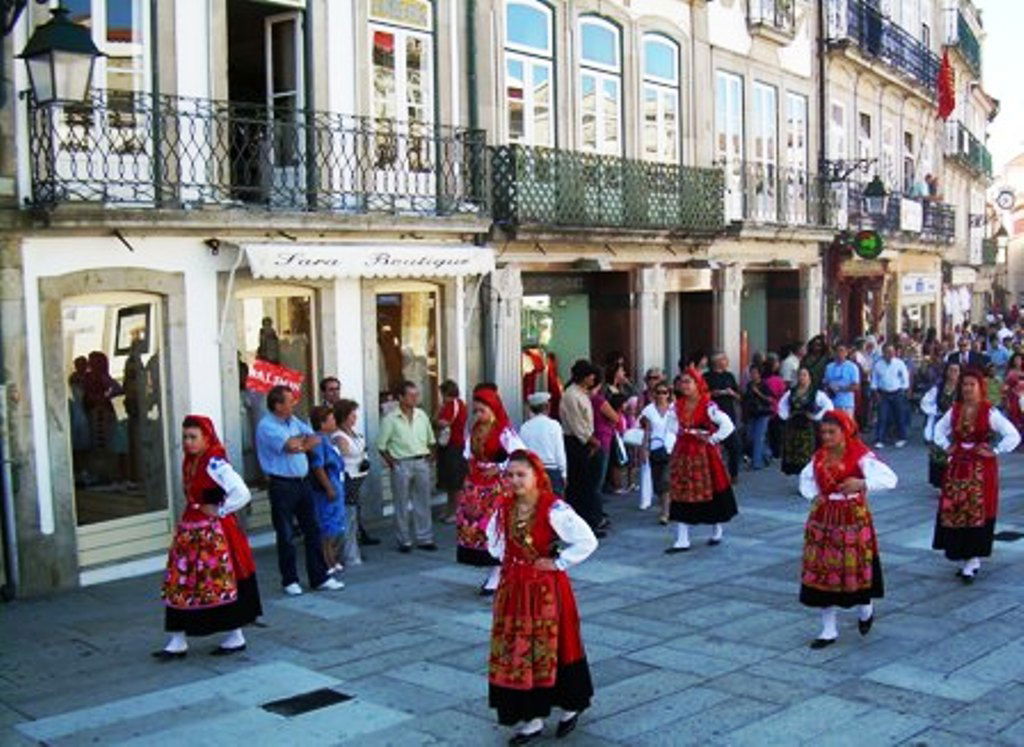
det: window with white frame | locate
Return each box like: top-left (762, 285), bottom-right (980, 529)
top-left (751, 82), bottom-right (778, 218)
top-left (505, 1), bottom-right (554, 147)
top-left (903, 130), bottom-right (916, 193)
top-left (64, 0), bottom-right (148, 97)
top-left (858, 112), bottom-right (873, 178)
top-left (641, 34), bottom-right (680, 163)
top-left (829, 101), bottom-right (847, 160)
top-left (881, 121), bottom-right (897, 189)
top-left (579, 17), bottom-right (622, 155)
top-left (715, 71), bottom-right (744, 220)
top-left (785, 92), bottom-right (808, 172)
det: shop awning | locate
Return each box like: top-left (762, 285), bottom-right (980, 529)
top-left (243, 242), bottom-right (495, 280)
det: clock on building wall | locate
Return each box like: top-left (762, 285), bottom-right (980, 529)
top-left (996, 189), bottom-right (1015, 211)
top-left (854, 230), bottom-right (884, 260)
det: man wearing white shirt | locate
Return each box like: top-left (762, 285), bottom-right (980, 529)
top-left (519, 392), bottom-right (568, 495)
top-left (780, 343), bottom-right (802, 386)
top-left (871, 344), bottom-right (910, 448)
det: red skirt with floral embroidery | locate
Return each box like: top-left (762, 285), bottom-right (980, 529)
top-left (800, 495), bottom-right (884, 608)
top-left (488, 563), bottom-right (593, 725)
top-left (933, 449), bottom-right (999, 560)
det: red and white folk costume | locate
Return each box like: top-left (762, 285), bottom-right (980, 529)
top-left (665, 367), bottom-right (739, 551)
top-left (931, 372), bottom-right (1020, 580)
top-left (486, 453), bottom-right (597, 738)
top-left (799, 410), bottom-right (896, 647)
top-left (158, 416), bottom-right (262, 656)
top-left (458, 387), bottom-right (525, 592)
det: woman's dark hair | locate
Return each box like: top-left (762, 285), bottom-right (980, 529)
top-left (182, 415), bottom-right (206, 431)
top-left (333, 398), bottom-right (359, 425)
top-left (1009, 352), bottom-right (1024, 371)
top-left (608, 393), bottom-right (628, 412)
top-left (440, 379), bottom-right (460, 397)
top-left (309, 404), bottom-right (334, 431)
top-left (474, 381), bottom-right (498, 394)
top-left (819, 412), bottom-right (844, 429)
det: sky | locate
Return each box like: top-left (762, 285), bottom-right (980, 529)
top-left (977, 0), bottom-right (1024, 174)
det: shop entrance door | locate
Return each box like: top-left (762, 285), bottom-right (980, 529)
top-left (375, 283), bottom-right (442, 417)
top-left (62, 292), bottom-right (171, 570)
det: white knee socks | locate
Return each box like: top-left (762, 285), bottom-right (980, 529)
top-left (711, 523), bottom-right (724, 541)
top-left (164, 631), bottom-right (187, 653)
top-left (518, 718), bottom-right (544, 736)
top-left (484, 566), bottom-right (502, 591)
top-left (819, 607), bottom-right (838, 641)
top-left (220, 628), bottom-right (245, 649)
top-left (962, 557), bottom-right (981, 576)
top-left (673, 522), bottom-right (691, 549)
top-left (858, 602), bottom-right (874, 622)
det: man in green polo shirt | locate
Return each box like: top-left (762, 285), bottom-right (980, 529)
top-left (377, 381), bottom-right (437, 552)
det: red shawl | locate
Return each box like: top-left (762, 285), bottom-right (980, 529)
top-left (182, 415), bottom-right (228, 504)
top-left (674, 366), bottom-right (712, 426)
top-left (472, 387), bottom-right (512, 459)
top-left (812, 409), bottom-right (871, 493)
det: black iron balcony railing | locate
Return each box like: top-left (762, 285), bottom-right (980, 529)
top-left (730, 161), bottom-right (834, 227)
top-left (827, 0), bottom-right (939, 96)
top-left (749, 0), bottom-right (796, 34)
top-left (946, 9), bottom-right (982, 76)
top-left (844, 183), bottom-right (955, 244)
top-left (491, 145), bottom-right (725, 234)
top-left (27, 90), bottom-right (487, 216)
top-left (945, 121), bottom-right (992, 179)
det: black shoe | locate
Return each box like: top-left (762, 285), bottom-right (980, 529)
top-left (664, 545), bottom-right (690, 554)
top-left (594, 529), bottom-right (607, 539)
top-left (707, 537), bottom-right (722, 546)
top-left (417, 543), bottom-right (439, 552)
top-left (398, 544), bottom-right (413, 554)
top-left (509, 729), bottom-right (542, 745)
top-left (151, 649), bottom-right (187, 661)
top-left (556, 713), bottom-right (580, 738)
top-left (858, 615), bottom-right (874, 636)
top-left (960, 572), bottom-right (975, 585)
top-left (210, 644), bottom-right (246, 656)
top-left (479, 585), bottom-right (496, 597)
top-left (597, 517), bottom-right (610, 530)
top-left (809, 637), bottom-right (836, 649)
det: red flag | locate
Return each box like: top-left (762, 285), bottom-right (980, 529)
top-left (937, 49), bottom-right (955, 120)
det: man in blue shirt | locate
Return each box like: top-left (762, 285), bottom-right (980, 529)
top-left (871, 344), bottom-right (910, 448)
top-left (823, 344), bottom-right (860, 416)
top-left (256, 385), bottom-right (343, 595)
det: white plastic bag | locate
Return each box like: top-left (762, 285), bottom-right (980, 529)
top-left (639, 462), bottom-right (653, 510)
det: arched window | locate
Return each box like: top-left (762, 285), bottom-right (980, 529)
top-left (505, 1), bottom-right (554, 146)
top-left (579, 17), bottom-right (621, 155)
top-left (641, 34), bottom-right (680, 163)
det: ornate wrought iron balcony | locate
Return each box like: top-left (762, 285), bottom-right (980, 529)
top-left (945, 121), bottom-right (992, 179)
top-left (728, 161), bottom-right (835, 227)
top-left (946, 8), bottom-right (982, 76)
top-left (827, 0), bottom-right (939, 96)
top-left (491, 145), bottom-right (725, 234)
top-left (26, 90), bottom-right (487, 217)
top-left (748, 0), bottom-right (796, 36)
top-left (842, 183), bottom-right (955, 244)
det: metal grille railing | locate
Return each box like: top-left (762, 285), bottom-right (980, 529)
top-left (828, 0), bottom-right (940, 95)
top-left (27, 90), bottom-right (487, 216)
top-left (491, 145), bottom-right (725, 234)
top-left (732, 161), bottom-right (834, 226)
top-left (843, 183), bottom-right (955, 243)
top-left (948, 9), bottom-right (982, 76)
top-left (749, 0), bottom-right (796, 33)
top-left (945, 121), bottom-right (992, 179)
top-left (981, 238), bottom-right (998, 265)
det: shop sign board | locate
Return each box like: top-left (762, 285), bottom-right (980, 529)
top-left (245, 243), bottom-right (496, 279)
top-left (899, 199), bottom-right (923, 233)
top-left (246, 359), bottom-right (305, 397)
top-left (901, 273), bottom-right (939, 297)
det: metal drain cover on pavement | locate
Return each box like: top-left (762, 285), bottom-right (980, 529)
top-left (261, 688), bottom-right (353, 717)
top-left (994, 531), bottom-right (1024, 542)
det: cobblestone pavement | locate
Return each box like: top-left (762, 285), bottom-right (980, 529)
top-left (4, 439), bottom-right (1024, 746)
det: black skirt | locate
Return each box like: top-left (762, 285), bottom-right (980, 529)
top-left (457, 546), bottom-right (500, 567)
top-left (933, 517), bottom-right (996, 560)
top-left (490, 658), bottom-right (593, 726)
top-left (164, 574), bottom-right (263, 636)
top-left (437, 443), bottom-right (468, 492)
top-left (927, 446), bottom-right (948, 489)
top-left (669, 487), bottom-right (739, 525)
top-left (800, 556), bottom-right (884, 609)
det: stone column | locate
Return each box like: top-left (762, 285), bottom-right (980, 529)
top-left (636, 265), bottom-right (667, 377)
top-left (488, 264), bottom-right (524, 423)
top-left (715, 264), bottom-right (743, 374)
top-left (801, 263), bottom-right (824, 341)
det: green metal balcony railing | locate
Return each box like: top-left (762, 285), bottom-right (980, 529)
top-left (491, 145), bottom-right (725, 234)
top-left (947, 9), bottom-right (982, 76)
top-left (945, 121), bottom-right (992, 179)
top-left (982, 238), bottom-right (998, 265)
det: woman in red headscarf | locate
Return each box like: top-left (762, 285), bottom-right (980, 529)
top-left (932, 369), bottom-right (1020, 582)
top-left (799, 410), bottom-right (896, 649)
top-left (458, 384), bottom-right (526, 595)
top-left (665, 367), bottom-right (739, 552)
top-left (486, 450), bottom-right (597, 743)
top-left (154, 416), bottom-right (262, 659)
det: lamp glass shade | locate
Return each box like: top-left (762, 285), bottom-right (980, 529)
top-left (25, 50), bottom-right (96, 103)
top-left (863, 176), bottom-right (888, 217)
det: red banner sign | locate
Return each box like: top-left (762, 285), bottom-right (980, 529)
top-left (246, 359), bottom-right (304, 397)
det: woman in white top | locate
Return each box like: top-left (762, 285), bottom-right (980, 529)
top-left (332, 399), bottom-right (376, 566)
top-left (639, 381), bottom-right (676, 523)
top-left (920, 362), bottom-right (961, 488)
top-left (931, 370), bottom-right (1021, 582)
top-left (799, 410), bottom-right (897, 649)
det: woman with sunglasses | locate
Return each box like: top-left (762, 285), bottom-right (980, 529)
top-left (640, 383), bottom-right (676, 524)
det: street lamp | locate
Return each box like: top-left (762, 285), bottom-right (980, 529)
top-left (862, 175), bottom-right (889, 218)
top-left (18, 5), bottom-right (101, 104)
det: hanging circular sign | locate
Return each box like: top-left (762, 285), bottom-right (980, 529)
top-left (996, 189), bottom-right (1015, 210)
top-left (854, 230), bottom-right (883, 259)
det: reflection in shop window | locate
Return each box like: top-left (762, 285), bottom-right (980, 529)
top-left (63, 296), bottom-right (168, 526)
top-left (236, 291), bottom-right (315, 484)
top-left (376, 289), bottom-right (440, 418)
